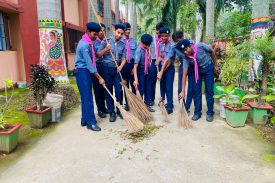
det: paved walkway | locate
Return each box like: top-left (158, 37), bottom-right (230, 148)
top-left (1, 81), bottom-right (275, 183)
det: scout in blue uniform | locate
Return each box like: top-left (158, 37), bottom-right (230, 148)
top-left (96, 23), bottom-right (126, 122)
top-left (133, 34), bottom-right (155, 112)
top-left (147, 22), bottom-right (165, 106)
top-left (93, 23), bottom-right (108, 118)
top-left (176, 39), bottom-right (218, 122)
top-left (121, 22), bottom-right (138, 110)
top-left (156, 27), bottom-right (175, 114)
top-left (74, 22), bottom-right (104, 132)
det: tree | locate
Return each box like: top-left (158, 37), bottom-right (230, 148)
top-left (115, 0), bottom-right (120, 23)
top-left (206, 0), bottom-right (215, 43)
top-left (104, 0), bottom-right (112, 36)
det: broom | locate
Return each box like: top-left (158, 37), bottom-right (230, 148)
top-left (156, 59), bottom-right (170, 123)
top-left (178, 99), bottom-right (193, 129)
top-left (122, 83), bottom-right (154, 123)
top-left (103, 84), bottom-right (144, 132)
top-left (90, 0), bottom-right (151, 121)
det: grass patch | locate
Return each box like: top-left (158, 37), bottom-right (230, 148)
top-left (69, 77), bottom-right (80, 97)
top-left (263, 153), bottom-right (275, 163)
top-left (121, 125), bottom-right (162, 143)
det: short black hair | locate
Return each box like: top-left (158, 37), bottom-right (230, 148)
top-left (172, 30), bottom-right (183, 42)
top-left (156, 22), bottom-right (165, 31)
top-left (100, 23), bottom-right (106, 29)
top-left (124, 22), bottom-right (131, 29)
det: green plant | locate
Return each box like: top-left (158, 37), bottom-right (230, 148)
top-left (0, 79), bottom-right (14, 130)
top-left (29, 64), bottom-right (56, 111)
top-left (214, 84), bottom-right (258, 108)
top-left (239, 34), bottom-right (275, 105)
top-left (219, 43), bottom-right (249, 85)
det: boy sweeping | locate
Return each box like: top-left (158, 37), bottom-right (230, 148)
top-left (133, 34), bottom-right (154, 112)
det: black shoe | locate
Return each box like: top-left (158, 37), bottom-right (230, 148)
top-left (103, 108), bottom-right (109, 114)
top-left (125, 104), bottom-right (130, 111)
top-left (98, 111), bottom-right (106, 118)
top-left (167, 109), bottom-right (173, 114)
top-left (165, 104), bottom-right (174, 109)
top-left (147, 105), bottom-right (155, 112)
top-left (192, 114), bottom-right (201, 121)
top-left (87, 124), bottom-right (101, 131)
top-left (148, 101), bottom-right (154, 106)
top-left (81, 122), bottom-right (87, 127)
top-left (109, 113), bottom-right (116, 122)
top-left (117, 110), bottom-right (123, 119)
top-left (206, 115), bottom-right (214, 122)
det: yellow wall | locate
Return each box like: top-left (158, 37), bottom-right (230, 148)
top-left (64, 0), bottom-right (80, 26)
top-left (6, 0), bottom-right (18, 4)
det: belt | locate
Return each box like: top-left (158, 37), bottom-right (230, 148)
top-left (103, 62), bottom-right (121, 68)
top-left (199, 62), bottom-right (213, 69)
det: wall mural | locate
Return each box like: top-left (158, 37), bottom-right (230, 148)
top-left (249, 17), bottom-right (269, 82)
top-left (38, 18), bottom-right (69, 83)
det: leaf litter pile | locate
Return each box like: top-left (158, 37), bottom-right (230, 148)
top-left (120, 124), bottom-right (163, 143)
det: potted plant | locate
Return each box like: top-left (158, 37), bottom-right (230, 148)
top-left (0, 79), bottom-right (22, 153)
top-left (214, 84), bottom-right (258, 127)
top-left (241, 34), bottom-right (275, 124)
top-left (26, 65), bottom-right (56, 128)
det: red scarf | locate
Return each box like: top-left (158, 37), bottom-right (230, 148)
top-left (140, 43), bottom-right (149, 74)
top-left (155, 35), bottom-right (162, 58)
top-left (96, 36), bottom-right (102, 43)
top-left (124, 37), bottom-right (131, 63)
top-left (82, 33), bottom-right (96, 67)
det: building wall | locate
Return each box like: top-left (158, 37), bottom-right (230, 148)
top-left (63, 0), bottom-right (80, 26)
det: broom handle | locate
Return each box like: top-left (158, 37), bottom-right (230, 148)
top-left (89, 0), bottom-right (123, 81)
top-left (103, 84), bottom-right (119, 107)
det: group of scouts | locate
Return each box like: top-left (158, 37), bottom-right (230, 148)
top-left (74, 21), bottom-right (218, 132)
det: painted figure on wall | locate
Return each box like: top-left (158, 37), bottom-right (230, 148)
top-left (39, 18), bottom-right (69, 82)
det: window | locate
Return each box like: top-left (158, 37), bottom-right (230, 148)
top-left (0, 12), bottom-right (11, 51)
top-left (67, 28), bottom-right (83, 53)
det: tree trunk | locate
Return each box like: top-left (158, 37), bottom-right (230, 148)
top-left (125, 0), bottom-right (128, 22)
top-left (205, 0), bottom-right (214, 44)
top-left (104, 0), bottom-right (112, 36)
top-left (115, 0), bottom-right (120, 23)
top-left (250, 0), bottom-right (270, 97)
top-left (131, 2), bottom-right (137, 39)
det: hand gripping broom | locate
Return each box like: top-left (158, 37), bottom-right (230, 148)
top-left (178, 98), bottom-right (193, 129)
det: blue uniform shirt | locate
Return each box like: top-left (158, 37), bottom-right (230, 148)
top-left (97, 36), bottom-right (126, 67)
top-left (183, 43), bottom-right (213, 67)
top-left (93, 39), bottom-right (103, 63)
top-left (158, 41), bottom-right (174, 64)
top-left (123, 36), bottom-right (138, 61)
top-left (134, 46), bottom-right (146, 68)
top-left (74, 40), bottom-right (97, 73)
top-left (150, 37), bottom-right (162, 60)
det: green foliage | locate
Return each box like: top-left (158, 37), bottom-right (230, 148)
top-left (215, 11), bottom-right (251, 40)
top-left (177, 2), bottom-right (200, 35)
top-left (214, 84), bottom-right (258, 108)
top-left (29, 64), bottom-right (56, 111)
top-left (219, 43), bottom-right (249, 85)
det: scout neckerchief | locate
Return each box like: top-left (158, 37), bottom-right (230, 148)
top-left (140, 43), bottom-right (149, 74)
top-left (187, 44), bottom-right (199, 83)
top-left (155, 35), bottom-right (161, 59)
top-left (96, 36), bottom-right (102, 43)
top-left (82, 33), bottom-right (96, 67)
top-left (160, 40), bottom-right (170, 65)
top-left (124, 37), bottom-right (131, 63)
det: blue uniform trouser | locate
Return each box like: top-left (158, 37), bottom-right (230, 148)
top-left (185, 67), bottom-right (194, 111)
top-left (188, 63), bottom-right (214, 116)
top-left (121, 59), bottom-right (136, 105)
top-left (178, 62), bottom-right (183, 94)
top-left (92, 62), bottom-right (107, 113)
top-left (137, 68), bottom-right (150, 102)
top-left (103, 65), bottom-right (122, 114)
top-left (159, 64), bottom-right (175, 110)
top-left (148, 59), bottom-right (157, 103)
top-left (75, 68), bottom-right (96, 125)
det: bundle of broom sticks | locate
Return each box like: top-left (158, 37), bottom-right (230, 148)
top-left (103, 84), bottom-right (144, 132)
top-left (89, 0), bottom-right (153, 124)
top-left (178, 99), bottom-right (193, 129)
